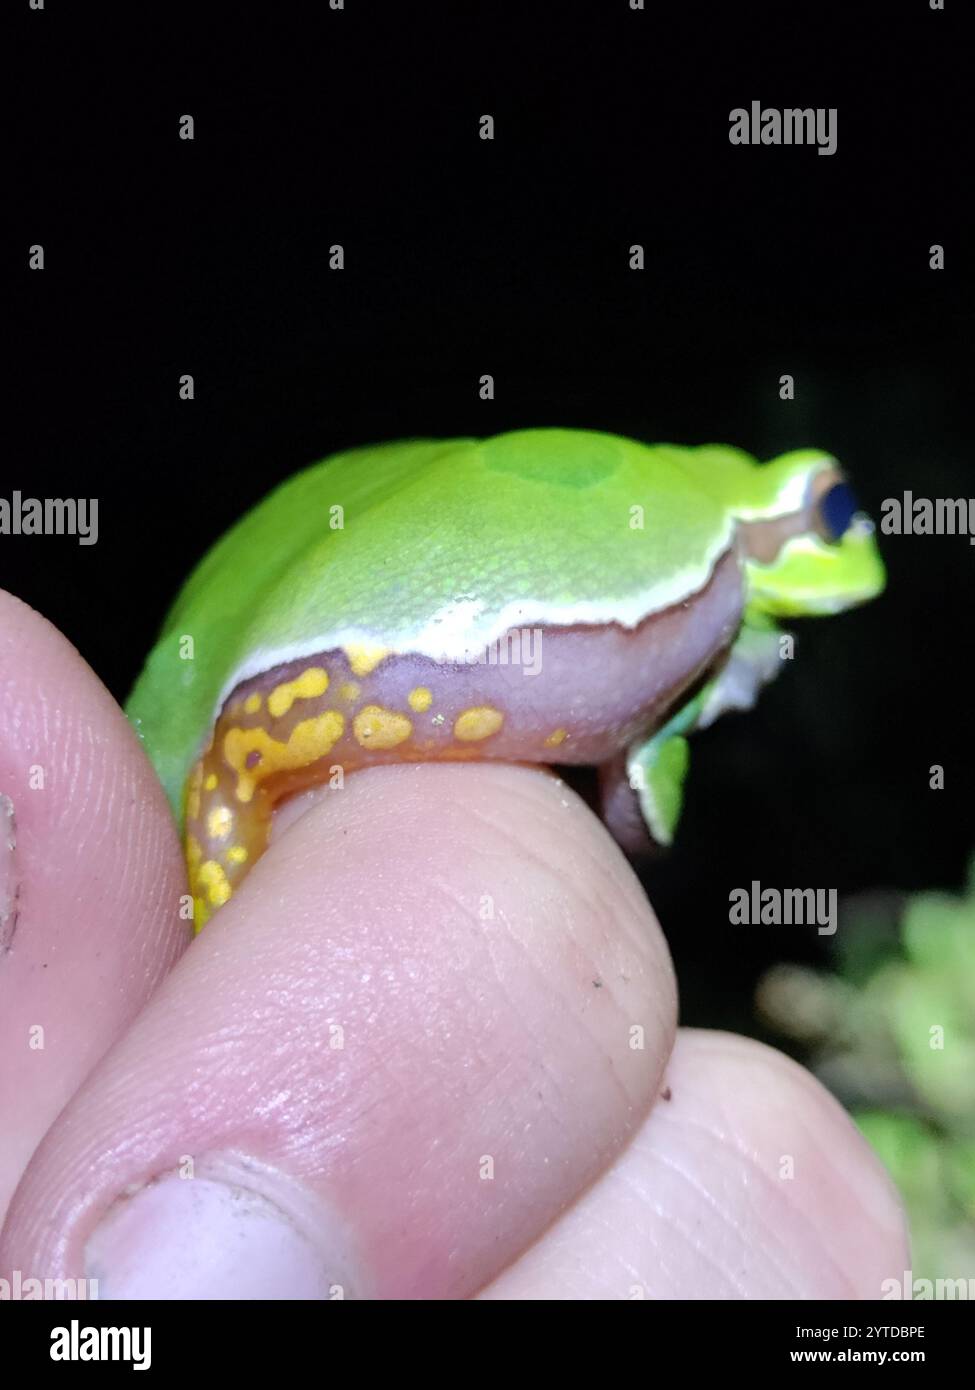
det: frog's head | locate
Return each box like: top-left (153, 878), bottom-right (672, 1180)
top-left (734, 449), bottom-right (886, 617)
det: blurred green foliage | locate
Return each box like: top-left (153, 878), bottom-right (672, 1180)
top-left (757, 859), bottom-right (975, 1285)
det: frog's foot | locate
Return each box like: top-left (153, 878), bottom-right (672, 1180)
top-left (601, 678), bottom-right (712, 852)
top-left (626, 728), bottom-right (691, 848)
top-left (604, 623), bottom-right (786, 853)
top-left (598, 723), bottom-right (691, 853)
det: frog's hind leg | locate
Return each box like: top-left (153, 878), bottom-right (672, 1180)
top-left (600, 688), bottom-right (708, 852)
top-left (598, 752), bottom-right (656, 853)
top-left (604, 621), bottom-right (786, 852)
top-left (597, 717), bottom-right (694, 853)
top-left (184, 741), bottom-right (273, 934)
top-left (184, 668), bottom-right (348, 932)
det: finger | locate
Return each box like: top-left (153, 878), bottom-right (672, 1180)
top-left (0, 591), bottom-right (188, 1220)
top-left (478, 1028), bottom-right (910, 1298)
top-left (1, 762), bottom-right (677, 1299)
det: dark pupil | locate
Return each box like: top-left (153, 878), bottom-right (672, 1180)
top-left (819, 481), bottom-right (858, 541)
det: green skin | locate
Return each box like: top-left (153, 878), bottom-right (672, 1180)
top-left (127, 429), bottom-right (885, 858)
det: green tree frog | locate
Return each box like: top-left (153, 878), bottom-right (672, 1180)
top-left (126, 429), bottom-right (885, 931)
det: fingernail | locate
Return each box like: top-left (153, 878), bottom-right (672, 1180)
top-left (0, 793), bottom-right (18, 953)
top-left (84, 1158), bottom-right (360, 1300)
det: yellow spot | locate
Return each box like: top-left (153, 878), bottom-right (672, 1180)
top-left (244, 693), bottom-right (262, 714)
top-left (338, 681), bottom-right (361, 702)
top-left (353, 705), bottom-right (412, 750)
top-left (204, 773), bottom-right (218, 791)
top-left (223, 712), bottom-right (345, 803)
top-left (186, 761), bottom-right (204, 820)
top-left (344, 642), bottom-right (390, 677)
top-left (226, 845), bottom-right (248, 865)
top-left (454, 706), bottom-right (504, 742)
top-left (544, 728), bottom-right (568, 747)
top-left (267, 666), bottom-right (330, 719)
top-left (207, 805), bottom-right (233, 840)
top-left (408, 686), bottom-right (432, 713)
top-left (198, 859), bottom-right (231, 907)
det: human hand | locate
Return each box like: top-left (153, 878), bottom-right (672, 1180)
top-left (0, 590), bottom-right (908, 1299)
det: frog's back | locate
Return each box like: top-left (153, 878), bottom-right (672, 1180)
top-left (177, 428), bottom-right (728, 651)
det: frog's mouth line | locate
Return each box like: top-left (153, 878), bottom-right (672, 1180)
top-left (738, 466), bottom-right (845, 564)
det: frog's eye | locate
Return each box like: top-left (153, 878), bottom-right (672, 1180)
top-left (815, 480), bottom-right (859, 543)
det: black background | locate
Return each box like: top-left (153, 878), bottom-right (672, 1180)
top-left (7, 0), bottom-right (971, 1035)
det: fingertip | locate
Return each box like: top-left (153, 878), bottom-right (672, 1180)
top-left (2, 762), bottom-right (677, 1299)
top-left (0, 589), bottom-right (188, 1218)
top-left (480, 1028), bottom-right (910, 1299)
